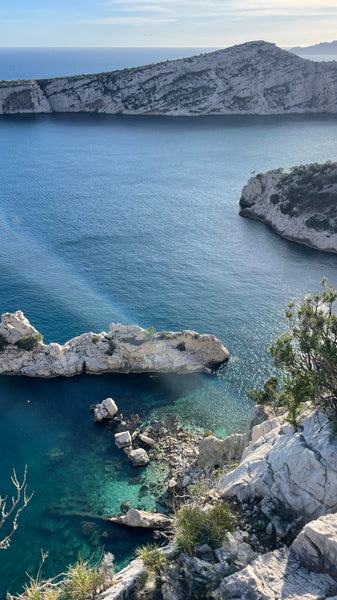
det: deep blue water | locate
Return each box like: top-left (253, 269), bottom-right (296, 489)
top-left (0, 47), bottom-right (217, 81)
top-left (0, 49), bottom-right (337, 597)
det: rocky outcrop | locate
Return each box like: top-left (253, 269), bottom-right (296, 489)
top-left (213, 547), bottom-right (337, 599)
top-left (97, 558), bottom-right (144, 600)
top-left (291, 513), bottom-right (337, 579)
top-left (93, 398), bottom-right (118, 422)
top-left (1, 41), bottom-right (337, 115)
top-left (198, 433), bottom-right (248, 469)
top-left (108, 508), bottom-right (173, 529)
top-left (219, 410), bottom-right (337, 524)
top-left (239, 161), bottom-right (337, 253)
top-left (0, 311), bottom-right (228, 377)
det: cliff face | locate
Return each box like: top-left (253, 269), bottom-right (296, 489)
top-left (239, 161), bottom-right (337, 253)
top-left (1, 41), bottom-right (337, 115)
top-left (0, 310), bottom-right (228, 377)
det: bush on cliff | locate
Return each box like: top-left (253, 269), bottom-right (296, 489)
top-left (15, 333), bottom-right (43, 351)
top-left (250, 279), bottom-right (337, 427)
top-left (0, 333), bottom-right (8, 351)
top-left (174, 501), bottom-right (234, 555)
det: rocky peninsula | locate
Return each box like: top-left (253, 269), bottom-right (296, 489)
top-left (1, 41), bottom-right (337, 115)
top-left (0, 310), bottom-right (228, 377)
top-left (239, 161), bottom-right (337, 253)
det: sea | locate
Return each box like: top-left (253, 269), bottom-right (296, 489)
top-left (0, 47), bottom-right (337, 597)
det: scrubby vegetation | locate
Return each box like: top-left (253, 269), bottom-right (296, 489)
top-left (174, 501), bottom-right (234, 555)
top-left (250, 279), bottom-right (337, 427)
top-left (7, 553), bottom-right (115, 600)
top-left (15, 334), bottom-right (43, 351)
top-left (0, 333), bottom-right (8, 351)
top-left (136, 544), bottom-right (166, 573)
top-left (272, 161), bottom-right (337, 232)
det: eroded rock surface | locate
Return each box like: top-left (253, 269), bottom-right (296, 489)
top-left (0, 311), bottom-right (228, 377)
top-left (1, 42), bottom-right (337, 115)
top-left (108, 508), bottom-right (173, 529)
top-left (219, 410), bottom-right (337, 522)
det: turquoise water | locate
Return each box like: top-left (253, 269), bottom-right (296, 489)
top-left (0, 76), bottom-right (337, 595)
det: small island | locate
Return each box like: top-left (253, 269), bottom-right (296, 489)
top-left (0, 310), bottom-right (228, 377)
top-left (239, 161), bottom-right (337, 253)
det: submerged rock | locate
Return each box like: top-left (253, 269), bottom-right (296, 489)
top-left (0, 311), bottom-right (228, 377)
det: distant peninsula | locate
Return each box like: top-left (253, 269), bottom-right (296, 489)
top-left (0, 311), bottom-right (228, 377)
top-left (291, 40), bottom-right (337, 55)
top-left (239, 161), bottom-right (337, 253)
top-left (1, 41), bottom-right (337, 115)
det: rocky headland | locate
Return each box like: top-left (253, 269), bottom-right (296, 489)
top-left (239, 161), bottom-right (337, 253)
top-left (0, 310), bottom-right (228, 377)
top-left (1, 41), bottom-right (337, 115)
top-left (96, 405), bottom-right (337, 600)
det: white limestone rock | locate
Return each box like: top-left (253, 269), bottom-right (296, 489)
top-left (219, 410), bottom-right (337, 522)
top-left (213, 547), bottom-right (337, 599)
top-left (127, 448), bottom-right (150, 466)
top-left (1, 42), bottom-right (337, 116)
top-left (240, 162), bottom-right (337, 254)
top-left (198, 432), bottom-right (248, 469)
top-left (97, 558), bottom-right (144, 600)
top-left (108, 508), bottom-right (173, 529)
top-left (0, 311), bottom-right (228, 377)
top-left (94, 398), bottom-right (118, 422)
top-left (291, 513), bottom-right (337, 579)
top-left (138, 433), bottom-right (155, 447)
top-left (115, 431), bottom-right (132, 449)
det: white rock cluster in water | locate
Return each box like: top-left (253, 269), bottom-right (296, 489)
top-left (239, 162), bottom-right (337, 253)
top-left (0, 310), bottom-right (228, 377)
top-left (1, 41), bottom-right (337, 115)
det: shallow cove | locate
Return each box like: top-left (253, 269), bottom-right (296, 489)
top-left (1, 113), bottom-right (337, 596)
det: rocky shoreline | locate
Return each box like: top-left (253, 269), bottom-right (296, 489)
top-left (0, 311), bottom-right (228, 377)
top-left (96, 404), bottom-right (337, 600)
top-left (239, 161), bottom-right (337, 254)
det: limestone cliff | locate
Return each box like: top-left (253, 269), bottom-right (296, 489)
top-left (0, 310), bottom-right (228, 377)
top-left (239, 161), bottom-right (337, 253)
top-left (1, 41), bottom-right (337, 115)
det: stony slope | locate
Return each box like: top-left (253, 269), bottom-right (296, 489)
top-left (0, 310), bottom-right (228, 377)
top-left (1, 41), bottom-right (337, 115)
top-left (239, 161), bottom-right (337, 253)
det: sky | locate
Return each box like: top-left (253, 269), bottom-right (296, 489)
top-left (0, 0), bottom-right (336, 48)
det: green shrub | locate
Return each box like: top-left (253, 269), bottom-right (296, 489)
top-left (136, 544), bottom-right (166, 572)
top-left (176, 342), bottom-right (186, 352)
top-left (0, 333), bottom-right (8, 351)
top-left (105, 340), bottom-right (116, 356)
top-left (15, 334), bottom-right (43, 351)
top-left (144, 326), bottom-right (156, 341)
top-left (159, 331), bottom-right (173, 340)
top-left (61, 558), bottom-right (104, 600)
top-left (92, 335), bottom-right (100, 344)
top-left (270, 193), bottom-right (280, 205)
top-left (174, 501), bottom-right (234, 555)
top-left (203, 430), bottom-right (213, 438)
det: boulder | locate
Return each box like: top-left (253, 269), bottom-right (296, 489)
top-left (291, 513), bottom-right (337, 579)
top-left (94, 398), bottom-right (118, 422)
top-left (138, 433), bottom-right (155, 447)
top-left (108, 508), bottom-right (173, 529)
top-left (198, 433), bottom-right (248, 469)
top-left (115, 431), bottom-right (132, 448)
top-left (128, 448), bottom-right (150, 466)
